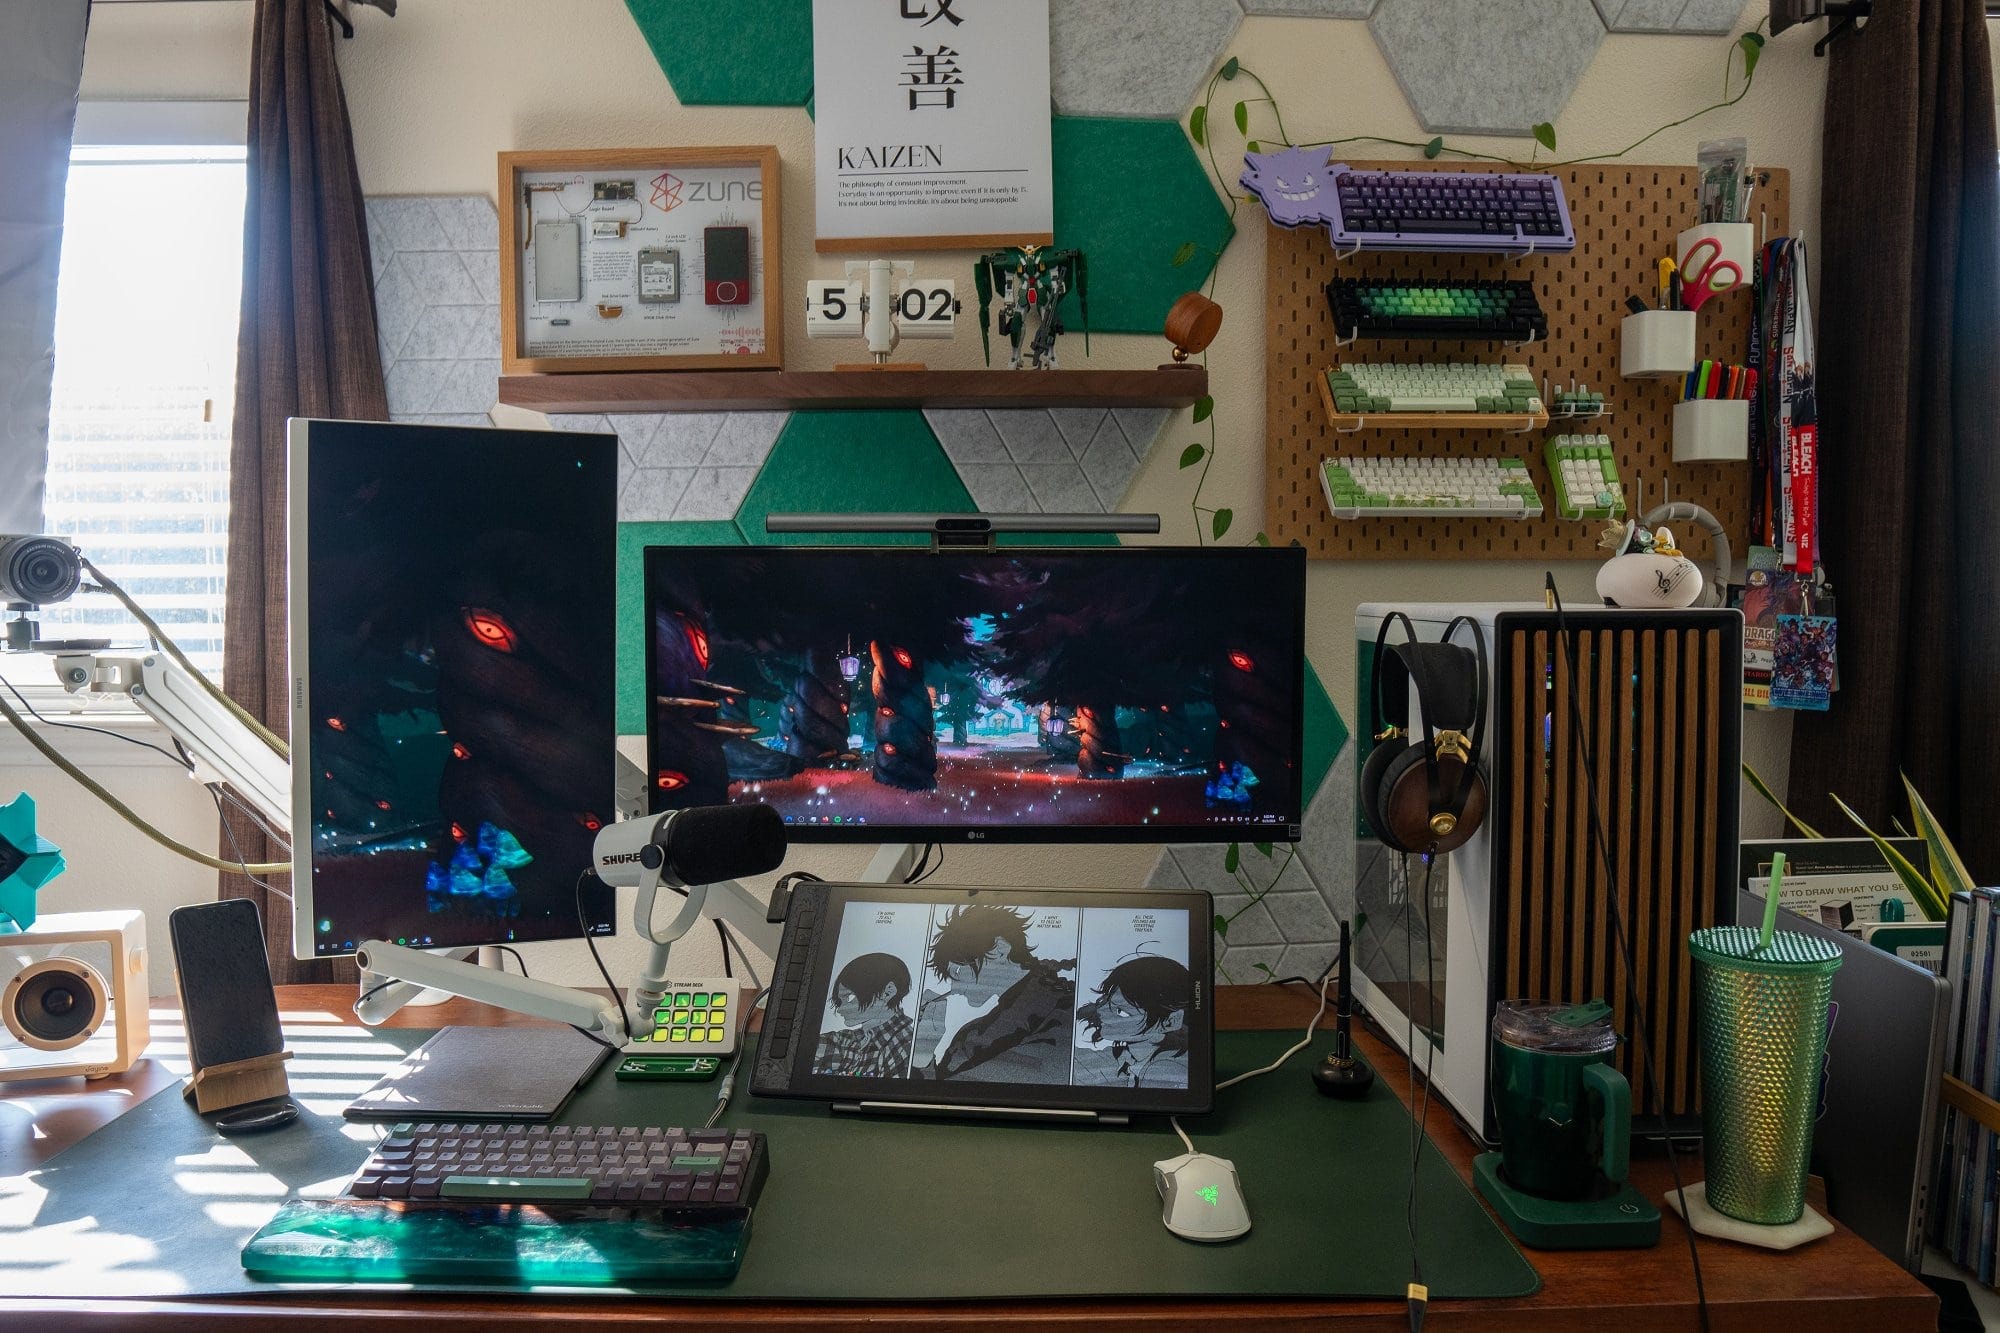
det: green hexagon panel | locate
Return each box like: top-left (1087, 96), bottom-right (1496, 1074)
top-left (734, 410), bottom-right (977, 546)
top-left (1053, 117), bottom-right (1233, 334)
top-left (624, 0), bottom-right (813, 106)
top-left (1300, 660), bottom-right (1347, 810)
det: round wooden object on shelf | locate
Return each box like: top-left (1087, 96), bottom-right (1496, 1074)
top-left (1164, 292), bottom-right (1223, 362)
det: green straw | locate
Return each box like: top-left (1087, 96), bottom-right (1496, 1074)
top-left (1758, 850), bottom-right (1787, 954)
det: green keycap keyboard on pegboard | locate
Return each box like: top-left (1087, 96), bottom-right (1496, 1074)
top-left (1323, 362), bottom-right (1546, 418)
top-left (1545, 434), bottom-right (1627, 521)
top-left (1320, 456), bottom-right (1544, 519)
top-left (624, 978), bottom-right (740, 1056)
top-left (1325, 279), bottom-right (1548, 343)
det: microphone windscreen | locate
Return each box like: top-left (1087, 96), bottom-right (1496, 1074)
top-left (663, 803), bottom-right (787, 885)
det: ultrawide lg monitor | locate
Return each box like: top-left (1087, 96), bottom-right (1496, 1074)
top-left (643, 545), bottom-right (1308, 843)
top-left (287, 419), bottom-right (618, 959)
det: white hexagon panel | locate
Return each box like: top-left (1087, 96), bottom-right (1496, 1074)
top-left (924, 407), bottom-right (1169, 512)
top-left (1593, 0), bottom-right (1746, 34)
top-left (1050, 0), bottom-right (1242, 118)
top-left (1370, 0), bottom-right (1604, 136)
top-left (367, 196), bottom-right (502, 426)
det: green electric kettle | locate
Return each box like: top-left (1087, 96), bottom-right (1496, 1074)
top-left (1472, 999), bottom-right (1660, 1248)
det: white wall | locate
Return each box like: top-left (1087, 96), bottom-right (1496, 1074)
top-left (48, 0), bottom-right (1863, 991)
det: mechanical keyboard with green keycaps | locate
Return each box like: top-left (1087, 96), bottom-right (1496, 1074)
top-left (1325, 278), bottom-right (1548, 343)
top-left (1320, 455), bottom-right (1544, 519)
top-left (1321, 362), bottom-right (1547, 427)
top-left (343, 1121), bottom-right (770, 1209)
top-left (1545, 434), bottom-right (1627, 520)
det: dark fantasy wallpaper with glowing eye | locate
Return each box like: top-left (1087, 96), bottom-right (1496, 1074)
top-left (643, 548), bottom-right (1307, 840)
top-left (302, 423), bottom-right (616, 955)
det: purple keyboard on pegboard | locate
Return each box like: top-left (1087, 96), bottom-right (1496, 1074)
top-left (1326, 168), bottom-right (1575, 255)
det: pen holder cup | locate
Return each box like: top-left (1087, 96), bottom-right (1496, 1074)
top-left (1620, 310), bottom-right (1696, 380)
top-left (1677, 222), bottom-right (1756, 284)
top-left (1672, 399), bottom-right (1749, 463)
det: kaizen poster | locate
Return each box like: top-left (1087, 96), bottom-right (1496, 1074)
top-left (812, 0), bottom-right (1054, 251)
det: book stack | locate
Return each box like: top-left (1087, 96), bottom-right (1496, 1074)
top-left (1932, 890), bottom-right (2000, 1282)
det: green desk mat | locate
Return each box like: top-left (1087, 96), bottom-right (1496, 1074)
top-left (15, 1027), bottom-right (1538, 1304)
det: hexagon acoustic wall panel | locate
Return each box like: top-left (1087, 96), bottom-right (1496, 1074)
top-left (1148, 675), bottom-right (1352, 979)
top-left (1593, 0), bottom-right (1746, 34)
top-left (924, 407), bottom-right (1169, 512)
top-left (1052, 117), bottom-right (1235, 335)
top-left (623, 0), bottom-right (813, 106)
top-left (597, 411), bottom-right (790, 523)
top-left (1369, 0), bottom-right (1605, 136)
top-left (1050, 0), bottom-right (1241, 119)
top-left (368, 196), bottom-right (501, 427)
top-left (1240, 0), bottom-right (1377, 14)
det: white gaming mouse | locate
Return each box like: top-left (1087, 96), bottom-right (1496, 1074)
top-left (1153, 1150), bottom-right (1251, 1241)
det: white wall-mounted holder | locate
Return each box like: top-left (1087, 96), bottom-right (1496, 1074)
top-left (1620, 310), bottom-right (1696, 379)
top-left (1672, 398), bottom-right (1750, 463)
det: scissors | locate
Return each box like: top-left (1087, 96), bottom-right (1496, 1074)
top-left (1678, 236), bottom-right (1743, 312)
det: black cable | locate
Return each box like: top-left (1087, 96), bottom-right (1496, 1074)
top-left (576, 869), bottom-right (631, 1042)
top-left (714, 917), bottom-right (733, 978)
top-left (0, 677), bottom-right (190, 766)
top-left (205, 783), bottom-right (279, 896)
top-left (1545, 573), bottom-right (1709, 1331)
top-left (494, 945), bottom-right (529, 978)
top-left (1403, 850), bottom-right (1438, 1333)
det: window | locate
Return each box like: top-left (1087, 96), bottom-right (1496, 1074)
top-left (9, 137), bottom-right (246, 688)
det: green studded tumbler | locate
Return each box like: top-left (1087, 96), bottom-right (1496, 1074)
top-left (1688, 924), bottom-right (1842, 1225)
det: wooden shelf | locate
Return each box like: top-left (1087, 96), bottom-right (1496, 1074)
top-left (497, 366), bottom-right (1208, 415)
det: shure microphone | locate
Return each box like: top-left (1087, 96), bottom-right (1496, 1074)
top-left (592, 803), bottom-right (786, 888)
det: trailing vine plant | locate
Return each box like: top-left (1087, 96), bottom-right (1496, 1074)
top-left (1177, 29), bottom-right (1768, 976)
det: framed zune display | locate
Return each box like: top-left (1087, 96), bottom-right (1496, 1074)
top-left (499, 146), bottom-right (781, 373)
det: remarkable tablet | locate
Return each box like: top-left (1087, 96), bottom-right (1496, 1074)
top-left (752, 882), bottom-right (1213, 1118)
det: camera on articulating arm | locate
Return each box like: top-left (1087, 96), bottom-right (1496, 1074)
top-left (0, 536), bottom-right (87, 654)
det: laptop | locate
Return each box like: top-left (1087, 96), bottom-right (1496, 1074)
top-left (1736, 890), bottom-right (1949, 1272)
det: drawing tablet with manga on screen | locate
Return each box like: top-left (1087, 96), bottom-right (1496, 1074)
top-left (752, 882), bottom-right (1214, 1118)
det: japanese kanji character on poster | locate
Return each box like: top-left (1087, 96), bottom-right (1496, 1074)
top-left (813, 0), bottom-right (1054, 251)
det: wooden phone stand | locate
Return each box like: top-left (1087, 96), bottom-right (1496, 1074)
top-left (183, 1049), bottom-right (293, 1114)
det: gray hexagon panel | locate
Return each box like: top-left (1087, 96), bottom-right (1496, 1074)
top-left (368, 196), bottom-right (502, 427)
top-left (1050, 0), bottom-right (1241, 118)
top-left (1593, 0), bottom-right (1746, 34)
top-left (1152, 739), bottom-right (1357, 983)
top-left (925, 407), bottom-right (1168, 512)
top-left (1240, 0), bottom-right (1377, 14)
top-left (1369, 0), bottom-right (1605, 136)
top-left (562, 411), bottom-right (790, 522)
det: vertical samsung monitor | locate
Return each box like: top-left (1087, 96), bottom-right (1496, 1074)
top-left (286, 420), bottom-right (617, 960)
top-left (643, 545), bottom-right (1307, 843)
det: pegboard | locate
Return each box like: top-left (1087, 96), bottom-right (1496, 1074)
top-left (1263, 163), bottom-right (1788, 561)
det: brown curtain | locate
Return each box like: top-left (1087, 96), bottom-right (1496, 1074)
top-left (223, 0), bottom-right (386, 982)
top-left (1787, 0), bottom-right (2000, 878)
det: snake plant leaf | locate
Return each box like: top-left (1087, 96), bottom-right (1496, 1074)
top-left (1902, 773), bottom-right (1976, 900)
top-left (1830, 793), bottom-right (1949, 921)
top-left (1741, 762), bottom-right (1822, 838)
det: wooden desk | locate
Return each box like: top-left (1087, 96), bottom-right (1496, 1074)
top-left (0, 985), bottom-right (1935, 1330)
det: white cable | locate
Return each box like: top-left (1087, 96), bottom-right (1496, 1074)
top-left (1217, 966), bottom-right (1334, 1090)
top-left (1172, 967), bottom-right (1336, 1157)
